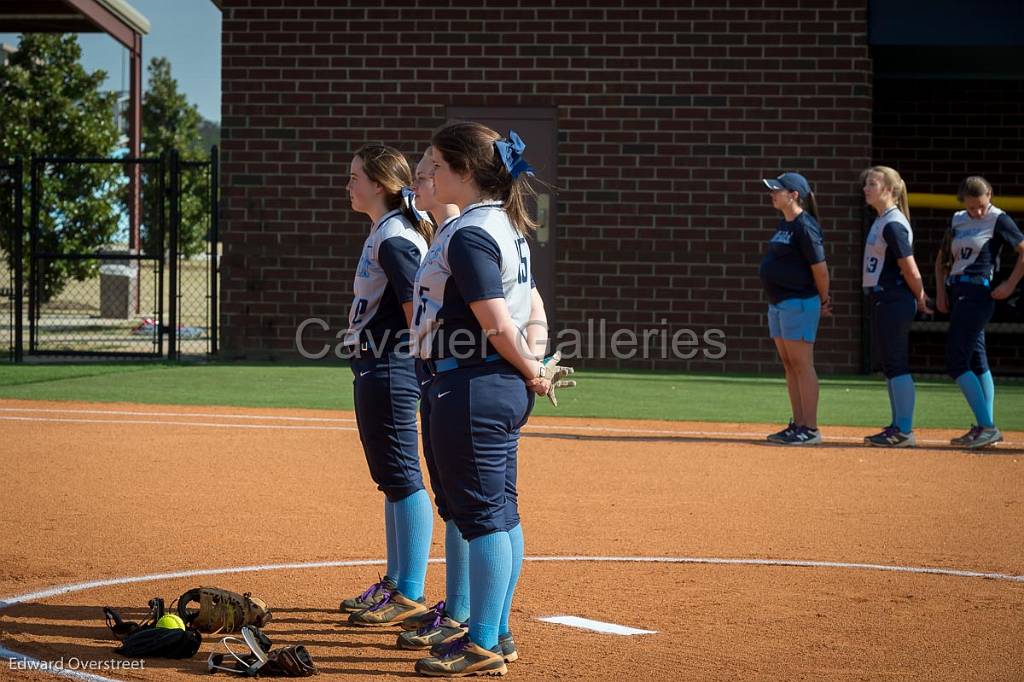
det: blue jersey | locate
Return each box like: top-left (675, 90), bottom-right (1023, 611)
top-left (863, 206), bottom-right (913, 289)
top-left (411, 201), bottom-right (533, 361)
top-left (345, 209), bottom-right (427, 349)
top-left (758, 211), bottom-right (826, 304)
top-left (949, 205), bottom-right (1023, 280)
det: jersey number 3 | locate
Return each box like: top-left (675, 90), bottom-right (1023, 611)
top-left (866, 256), bottom-right (879, 274)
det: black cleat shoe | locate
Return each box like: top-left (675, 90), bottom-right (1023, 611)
top-left (349, 590), bottom-right (427, 627)
top-left (402, 600), bottom-right (446, 632)
top-left (398, 611), bottom-right (466, 650)
top-left (965, 426), bottom-right (1003, 450)
top-left (865, 425), bottom-right (915, 448)
top-left (780, 425), bottom-right (822, 446)
top-left (767, 420), bottom-right (797, 443)
top-left (498, 632), bottom-right (517, 663)
top-left (951, 424), bottom-right (981, 446)
top-left (339, 575), bottom-right (396, 613)
top-left (415, 635), bottom-right (507, 677)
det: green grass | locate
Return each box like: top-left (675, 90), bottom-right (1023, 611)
top-left (0, 362), bottom-right (1021, 430)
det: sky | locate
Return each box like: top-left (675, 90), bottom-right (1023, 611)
top-left (1, 0), bottom-right (221, 122)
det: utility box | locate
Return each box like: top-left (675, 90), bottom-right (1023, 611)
top-left (98, 261), bottom-right (137, 319)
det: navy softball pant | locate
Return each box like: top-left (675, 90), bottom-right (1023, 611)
top-left (946, 282), bottom-right (993, 378)
top-left (351, 350), bottom-right (423, 502)
top-left (870, 289), bottom-right (916, 378)
top-left (425, 362), bottom-right (535, 542)
top-left (417, 360), bottom-right (450, 521)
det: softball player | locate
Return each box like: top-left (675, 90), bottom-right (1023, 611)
top-left (338, 145), bottom-right (434, 626)
top-left (933, 176), bottom-right (1024, 449)
top-left (759, 172), bottom-right (831, 445)
top-left (396, 150), bottom-right (471, 652)
top-left (409, 122), bottom-right (555, 677)
top-left (860, 166), bottom-right (933, 447)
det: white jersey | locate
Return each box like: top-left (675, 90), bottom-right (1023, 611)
top-left (411, 201), bottom-right (533, 360)
top-left (862, 206), bottom-right (913, 288)
top-left (345, 209), bottom-right (427, 348)
top-left (950, 206), bottom-right (1005, 277)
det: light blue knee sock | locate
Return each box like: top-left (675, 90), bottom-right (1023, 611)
top-left (889, 374), bottom-right (915, 433)
top-left (977, 370), bottom-right (996, 425)
top-left (393, 489), bottom-right (433, 600)
top-left (500, 524), bottom-right (524, 637)
top-left (956, 372), bottom-right (994, 428)
top-left (885, 378), bottom-right (896, 427)
top-left (468, 531), bottom-right (512, 650)
top-left (385, 499), bottom-right (399, 581)
top-left (444, 520), bottom-right (470, 623)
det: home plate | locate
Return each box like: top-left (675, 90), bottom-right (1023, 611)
top-left (537, 615), bottom-right (657, 635)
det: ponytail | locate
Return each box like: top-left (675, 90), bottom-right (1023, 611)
top-left (799, 192), bottom-right (819, 220)
top-left (503, 175), bottom-right (539, 235)
top-left (895, 178), bottom-right (910, 222)
top-left (399, 187), bottom-right (435, 242)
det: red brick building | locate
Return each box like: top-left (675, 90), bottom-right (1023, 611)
top-left (218, 1), bottom-right (1023, 374)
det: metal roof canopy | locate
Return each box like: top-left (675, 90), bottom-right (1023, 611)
top-left (0, 0), bottom-right (149, 46)
top-left (1, 0), bottom-right (150, 263)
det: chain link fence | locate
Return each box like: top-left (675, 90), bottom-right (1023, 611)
top-left (1, 148), bottom-right (218, 362)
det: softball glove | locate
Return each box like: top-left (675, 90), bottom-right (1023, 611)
top-left (176, 587), bottom-right (271, 634)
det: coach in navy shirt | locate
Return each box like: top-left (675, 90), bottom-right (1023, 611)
top-left (759, 172), bottom-right (830, 446)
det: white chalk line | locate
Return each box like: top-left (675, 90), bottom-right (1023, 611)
top-left (0, 415), bottom-right (358, 432)
top-left (0, 407), bottom-right (1019, 448)
top-left (0, 406), bottom-right (357, 424)
top-left (2, 555), bottom-right (1023, 681)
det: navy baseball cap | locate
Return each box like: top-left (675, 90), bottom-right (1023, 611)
top-left (762, 172), bottom-right (811, 199)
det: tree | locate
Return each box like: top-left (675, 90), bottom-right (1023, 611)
top-left (0, 34), bottom-right (120, 302)
top-left (142, 57), bottom-right (209, 259)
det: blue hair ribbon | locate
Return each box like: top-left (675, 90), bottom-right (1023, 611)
top-left (495, 131), bottom-right (535, 179)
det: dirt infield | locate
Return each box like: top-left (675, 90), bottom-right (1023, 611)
top-left (2, 399), bottom-right (1023, 681)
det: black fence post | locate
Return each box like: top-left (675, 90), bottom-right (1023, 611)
top-left (168, 149), bottom-right (180, 361)
top-left (209, 145), bottom-right (219, 357)
top-left (27, 159), bottom-right (39, 354)
top-left (156, 152), bottom-right (166, 357)
top-left (13, 158), bottom-right (23, 363)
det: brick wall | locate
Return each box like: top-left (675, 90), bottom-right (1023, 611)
top-left (873, 78), bottom-right (1024, 376)
top-left (220, 0), bottom-right (873, 373)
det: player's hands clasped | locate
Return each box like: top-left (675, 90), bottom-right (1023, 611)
top-left (527, 351), bottom-right (576, 407)
top-left (916, 293), bottom-right (934, 315)
top-left (820, 294), bottom-right (833, 318)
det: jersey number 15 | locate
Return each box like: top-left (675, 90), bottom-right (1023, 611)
top-left (515, 238), bottom-right (529, 284)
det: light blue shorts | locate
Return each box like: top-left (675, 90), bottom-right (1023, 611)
top-left (768, 295), bottom-right (821, 342)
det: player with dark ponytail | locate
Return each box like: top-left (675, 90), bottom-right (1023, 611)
top-left (409, 122), bottom-right (572, 676)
